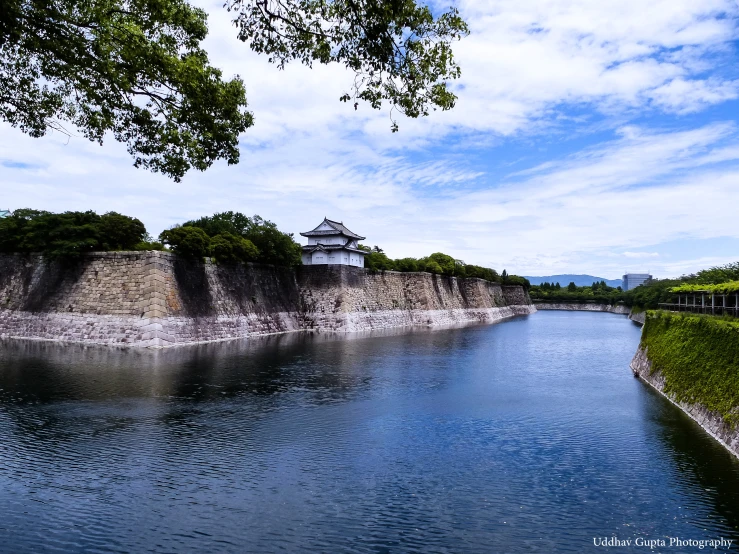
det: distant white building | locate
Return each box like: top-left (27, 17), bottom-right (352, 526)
top-left (622, 273), bottom-right (652, 291)
top-left (300, 218), bottom-right (366, 267)
top-left (0, 209), bottom-right (10, 218)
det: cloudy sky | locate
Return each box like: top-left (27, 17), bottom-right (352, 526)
top-left (3, 0), bottom-right (739, 279)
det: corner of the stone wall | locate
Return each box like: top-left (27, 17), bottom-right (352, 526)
top-left (140, 251), bottom-right (176, 346)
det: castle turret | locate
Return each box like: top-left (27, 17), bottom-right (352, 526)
top-left (300, 218), bottom-right (366, 267)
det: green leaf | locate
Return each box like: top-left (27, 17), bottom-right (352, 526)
top-left (228, 0), bottom-right (469, 129)
top-left (1, 0), bottom-right (253, 181)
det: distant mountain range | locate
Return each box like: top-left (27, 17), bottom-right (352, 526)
top-left (523, 274), bottom-right (622, 288)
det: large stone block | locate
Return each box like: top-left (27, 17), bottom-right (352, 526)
top-left (0, 252), bottom-right (533, 347)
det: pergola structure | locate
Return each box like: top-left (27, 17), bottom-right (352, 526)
top-left (659, 290), bottom-right (739, 317)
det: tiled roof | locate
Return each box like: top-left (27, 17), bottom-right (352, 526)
top-left (302, 244), bottom-right (328, 253)
top-left (300, 218), bottom-right (365, 240)
top-left (302, 244), bottom-right (367, 254)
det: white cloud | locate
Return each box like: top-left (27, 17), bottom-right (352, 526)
top-left (190, 0), bottom-right (739, 140)
top-left (2, 0), bottom-right (739, 280)
top-left (623, 252), bottom-right (660, 259)
top-left (432, 0), bottom-right (739, 134)
top-left (649, 78), bottom-right (739, 113)
top-left (266, 121), bottom-right (737, 277)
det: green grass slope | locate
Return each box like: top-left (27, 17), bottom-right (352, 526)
top-left (642, 311), bottom-right (739, 425)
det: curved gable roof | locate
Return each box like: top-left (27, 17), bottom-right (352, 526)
top-left (300, 217), bottom-right (365, 240)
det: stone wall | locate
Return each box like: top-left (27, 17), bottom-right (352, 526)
top-left (501, 285), bottom-right (530, 307)
top-left (534, 303), bottom-right (630, 314)
top-left (0, 252), bottom-right (159, 314)
top-left (0, 252), bottom-right (534, 347)
top-left (155, 256), bottom-right (305, 345)
top-left (297, 265), bottom-right (534, 333)
top-left (629, 311), bottom-right (646, 325)
top-left (533, 302), bottom-right (647, 324)
top-left (630, 346), bottom-right (739, 459)
top-left (0, 252), bottom-right (169, 346)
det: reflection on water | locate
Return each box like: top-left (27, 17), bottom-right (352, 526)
top-left (1, 312), bottom-right (738, 553)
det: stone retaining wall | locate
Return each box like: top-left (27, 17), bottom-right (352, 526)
top-left (298, 266), bottom-right (534, 332)
top-left (0, 253), bottom-right (534, 347)
top-left (533, 302), bottom-right (647, 325)
top-left (630, 346), bottom-right (739, 459)
top-left (629, 311), bottom-right (646, 325)
top-left (534, 303), bottom-right (630, 314)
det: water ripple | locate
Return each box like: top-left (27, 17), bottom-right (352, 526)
top-left (1, 313), bottom-right (738, 553)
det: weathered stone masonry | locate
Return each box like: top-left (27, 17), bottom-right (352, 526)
top-left (299, 265), bottom-right (533, 332)
top-left (630, 346), bottom-right (739, 459)
top-left (534, 303), bottom-right (630, 315)
top-left (0, 252), bottom-right (535, 347)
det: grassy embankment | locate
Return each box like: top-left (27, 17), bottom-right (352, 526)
top-left (642, 310), bottom-right (739, 425)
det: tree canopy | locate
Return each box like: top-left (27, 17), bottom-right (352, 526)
top-left (528, 261), bottom-right (739, 309)
top-left (357, 245), bottom-right (529, 287)
top-left (529, 281), bottom-right (624, 306)
top-left (0, 208), bottom-right (149, 256)
top-left (228, 0), bottom-right (468, 131)
top-left (182, 211), bottom-right (302, 267)
top-left (158, 225), bottom-right (260, 262)
top-left (1, 0), bottom-right (253, 181)
top-left (159, 226), bottom-right (211, 259)
top-left (1, 0), bottom-right (468, 178)
top-left (686, 262), bottom-right (739, 285)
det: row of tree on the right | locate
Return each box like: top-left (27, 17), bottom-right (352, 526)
top-left (359, 247), bottom-right (530, 287)
top-left (529, 280), bottom-right (624, 305)
top-left (529, 262), bottom-right (739, 309)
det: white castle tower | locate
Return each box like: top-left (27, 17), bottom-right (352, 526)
top-left (300, 218), bottom-right (366, 267)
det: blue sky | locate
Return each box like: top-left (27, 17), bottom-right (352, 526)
top-left (2, 0), bottom-right (739, 279)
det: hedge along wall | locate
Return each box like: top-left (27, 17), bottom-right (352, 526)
top-left (641, 311), bottom-right (739, 425)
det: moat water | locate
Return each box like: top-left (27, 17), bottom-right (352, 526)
top-left (1, 311), bottom-right (738, 553)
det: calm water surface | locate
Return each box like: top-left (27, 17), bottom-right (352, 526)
top-left (1, 311), bottom-right (738, 553)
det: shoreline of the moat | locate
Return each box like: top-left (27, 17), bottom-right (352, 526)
top-left (0, 313), bottom-right (542, 351)
top-left (0, 251), bottom-right (534, 348)
top-left (4, 310), bottom-right (737, 552)
top-left (2, 252), bottom-right (735, 463)
top-left (629, 314), bottom-right (739, 460)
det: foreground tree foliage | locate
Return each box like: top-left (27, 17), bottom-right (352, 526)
top-left (228, 0), bottom-right (468, 130)
top-left (1, 0), bottom-right (252, 181)
top-left (1, 0), bottom-right (467, 178)
top-left (0, 209), bottom-right (149, 256)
